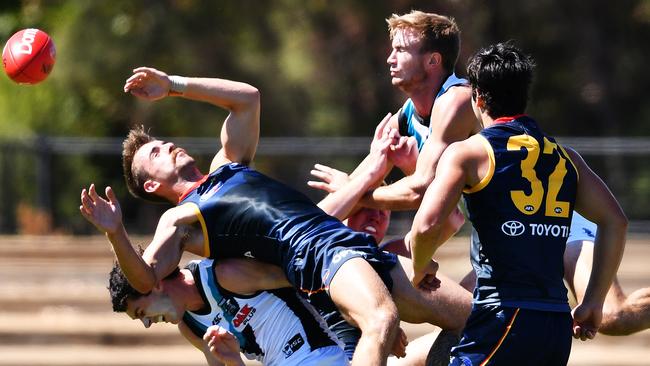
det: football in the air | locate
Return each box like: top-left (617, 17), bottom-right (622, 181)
top-left (2, 28), bottom-right (56, 84)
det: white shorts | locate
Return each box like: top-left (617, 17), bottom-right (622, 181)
top-left (567, 212), bottom-right (597, 244)
top-left (283, 345), bottom-right (349, 366)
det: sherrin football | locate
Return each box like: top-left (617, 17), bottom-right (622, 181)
top-left (2, 28), bottom-right (56, 84)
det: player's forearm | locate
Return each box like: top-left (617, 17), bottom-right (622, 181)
top-left (174, 77), bottom-right (260, 113)
top-left (584, 219), bottom-right (627, 304)
top-left (319, 169), bottom-right (384, 220)
top-left (106, 225), bottom-right (157, 293)
top-left (410, 228), bottom-right (442, 273)
top-left (360, 175), bottom-right (426, 211)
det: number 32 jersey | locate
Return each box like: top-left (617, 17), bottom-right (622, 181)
top-left (463, 115), bottom-right (578, 312)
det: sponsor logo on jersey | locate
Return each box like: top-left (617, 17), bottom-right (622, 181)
top-left (529, 223), bottom-right (570, 237)
top-left (212, 313), bottom-right (223, 325)
top-left (501, 220), bottom-right (525, 236)
top-left (233, 304), bottom-right (256, 328)
top-left (501, 220), bottom-right (570, 238)
top-left (218, 297), bottom-right (240, 317)
top-left (200, 181), bottom-right (223, 202)
top-left (282, 333), bottom-right (305, 358)
top-left (244, 251), bottom-right (255, 259)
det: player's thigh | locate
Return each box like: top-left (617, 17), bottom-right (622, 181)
top-left (390, 255), bottom-right (471, 327)
top-left (328, 257), bottom-right (397, 329)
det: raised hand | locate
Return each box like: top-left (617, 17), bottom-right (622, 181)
top-left (388, 135), bottom-right (419, 175)
top-left (370, 113), bottom-right (398, 154)
top-left (203, 325), bottom-right (245, 366)
top-left (307, 164), bottom-right (350, 193)
top-left (79, 184), bottom-right (123, 235)
top-left (123, 67), bottom-right (171, 101)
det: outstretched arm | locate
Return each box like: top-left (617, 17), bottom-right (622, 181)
top-left (123, 67), bottom-right (260, 170)
top-left (566, 148), bottom-right (627, 340)
top-left (80, 184), bottom-right (200, 294)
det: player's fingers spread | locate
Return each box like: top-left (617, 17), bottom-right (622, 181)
top-left (313, 163), bottom-right (332, 173)
top-left (106, 186), bottom-right (118, 203)
top-left (310, 169), bottom-right (329, 181)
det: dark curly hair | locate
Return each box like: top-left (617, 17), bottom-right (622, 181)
top-left (108, 260), bottom-right (181, 312)
top-left (467, 41), bottom-right (536, 119)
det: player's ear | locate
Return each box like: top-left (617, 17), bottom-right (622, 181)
top-left (143, 179), bottom-right (160, 194)
top-left (428, 53), bottom-right (442, 66)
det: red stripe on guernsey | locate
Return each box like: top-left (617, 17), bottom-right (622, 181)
top-left (493, 114), bottom-right (528, 124)
top-left (480, 308), bottom-right (520, 366)
top-left (178, 175), bottom-right (209, 204)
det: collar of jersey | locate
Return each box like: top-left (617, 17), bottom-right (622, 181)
top-left (493, 114), bottom-right (528, 124)
top-left (178, 174), bottom-right (209, 204)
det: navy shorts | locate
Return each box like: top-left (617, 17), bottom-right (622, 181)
top-left (450, 305), bottom-right (572, 366)
top-left (287, 229), bottom-right (397, 296)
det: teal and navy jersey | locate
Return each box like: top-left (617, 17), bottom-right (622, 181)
top-left (463, 115), bottom-right (578, 312)
top-left (397, 73), bottom-right (468, 151)
top-left (182, 259), bottom-right (340, 364)
top-left (178, 163), bottom-right (389, 294)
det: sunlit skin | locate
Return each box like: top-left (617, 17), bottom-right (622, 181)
top-left (346, 207), bottom-right (391, 244)
top-left (387, 28), bottom-right (431, 94)
top-left (126, 290), bottom-right (184, 328)
top-left (132, 140), bottom-right (204, 201)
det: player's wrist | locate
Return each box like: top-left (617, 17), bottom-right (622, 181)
top-left (168, 75), bottom-right (188, 96)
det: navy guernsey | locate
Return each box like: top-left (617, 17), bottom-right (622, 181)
top-left (463, 115), bottom-right (578, 312)
top-left (179, 163), bottom-right (393, 294)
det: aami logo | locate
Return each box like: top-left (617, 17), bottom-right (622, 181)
top-left (501, 220), bottom-right (526, 236)
top-left (17, 29), bottom-right (39, 55)
top-left (233, 304), bottom-right (256, 327)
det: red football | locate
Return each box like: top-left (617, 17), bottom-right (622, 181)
top-left (2, 28), bottom-right (56, 84)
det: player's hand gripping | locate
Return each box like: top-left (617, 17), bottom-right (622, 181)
top-left (571, 301), bottom-right (602, 341)
top-left (410, 259), bottom-right (441, 291)
top-left (79, 184), bottom-right (123, 236)
top-left (203, 325), bottom-right (245, 366)
top-left (123, 67), bottom-right (172, 101)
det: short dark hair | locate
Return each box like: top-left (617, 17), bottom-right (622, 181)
top-left (121, 125), bottom-right (167, 203)
top-left (108, 260), bottom-right (181, 312)
top-left (467, 42), bottom-right (536, 118)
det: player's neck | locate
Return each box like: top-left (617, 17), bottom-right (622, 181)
top-left (174, 168), bottom-right (207, 203)
top-left (179, 270), bottom-right (206, 312)
top-left (408, 73), bottom-right (447, 117)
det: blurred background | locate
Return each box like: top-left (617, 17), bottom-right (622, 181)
top-left (0, 1), bottom-right (648, 365)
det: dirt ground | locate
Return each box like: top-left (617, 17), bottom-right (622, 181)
top-left (0, 234), bottom-right (648, 366)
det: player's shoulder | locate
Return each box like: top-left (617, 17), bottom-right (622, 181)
top-left (436, 84), bottom-right (472, 107)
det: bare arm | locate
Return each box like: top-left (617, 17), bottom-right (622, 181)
top-left (123, 67), bottom-right (261, 171)
top-left (215, 259), bottom-right (291, 294)
top-left (80, 184), bottom-right (200, 294)
top-left (567, 148), bottom-right (627, 339)
top-left (410, 139), bottom-right (484, 286)
top-left (360, 87), bottom-right (477, 211)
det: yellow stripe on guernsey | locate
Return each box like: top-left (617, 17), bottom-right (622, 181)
top-left (464, 135), bottom-right (495, 194)
top-left (558, 144), bottom-right (580, 182)
top-left (180, 202), bottom-right (210, 257)
top-left (480, 308), bottom-right (520, 366)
